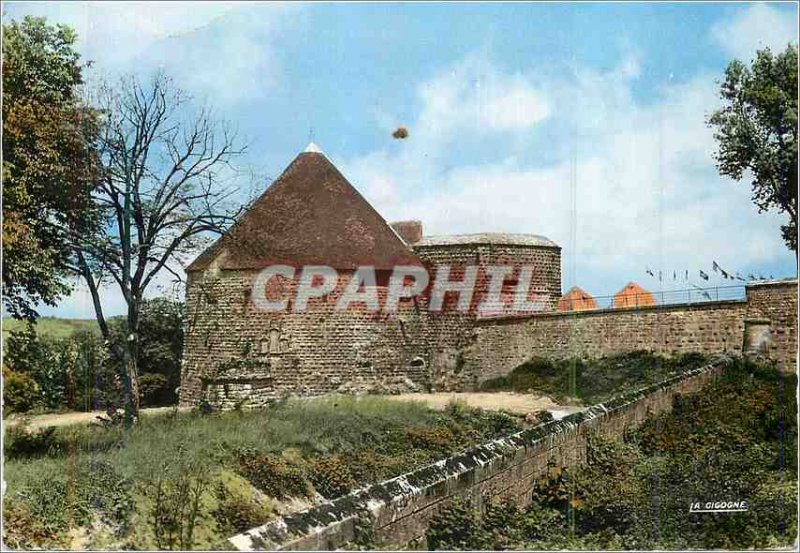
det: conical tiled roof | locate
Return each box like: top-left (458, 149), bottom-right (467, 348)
top-left (187, 150), bottom-right (421, 271)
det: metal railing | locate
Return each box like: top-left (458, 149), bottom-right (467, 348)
top-left (559, 285), bottom-right (746, 312)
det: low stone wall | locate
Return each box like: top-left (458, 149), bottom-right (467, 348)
top-left (468, 280), bottom-right (797, 386)
top-left (229, 358), bottom-right (730, 551)
top-left (470, 301), bottom-right (745, 386)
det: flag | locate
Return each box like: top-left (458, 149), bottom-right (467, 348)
top-left (658, 270), bottom-right (662, 281)
top-left (712, 261), bottom-right (720, 273)
top-left (685, 270), bottom-right (689, 280)
top-left (736, 273), bottom-right (745, 281)
top-left (699, 270), bottom-right (709, 281)
top-left (646, 268), bottom-right (654, 277)
top-left (748, 273), bottom-right (756, 280)
top-left (673, 271), bottom-right (676, 281)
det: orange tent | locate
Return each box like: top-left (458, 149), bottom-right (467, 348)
top-left (557, 286), bottom-right (598, 312)
top-left (613, 282), bottom-right (656, 308)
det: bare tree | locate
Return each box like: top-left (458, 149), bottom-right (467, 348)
top-left (70, 72), bottom-right (246, 425)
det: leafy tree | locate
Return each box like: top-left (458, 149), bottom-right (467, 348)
top-left (708, 45), bottom-right (798, 253)
top-left (2, 17), bottom-right (101, 319)
top-left (71, 72), bottom-right (245, 424)
top-left (109, 298), bottom-right (184, 406)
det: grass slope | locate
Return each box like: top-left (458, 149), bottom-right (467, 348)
top-left (3, 396), bottom-right (519, 550)
top-left (2, 316), bottom-right (99, 344)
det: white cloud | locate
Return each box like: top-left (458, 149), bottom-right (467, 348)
top-left (342, 52), bottom-right (794, 296)
top-left (5, 1), bottom-right (298, 105)
top-left (5, 1), bottom-right (242, 66)
top-left (418, 56), bottom-right (550, 134)
top-left (711, 3), bottom-right (798, 60)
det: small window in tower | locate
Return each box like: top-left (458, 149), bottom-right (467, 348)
top-left (269, 328), bottom-right (281, 354)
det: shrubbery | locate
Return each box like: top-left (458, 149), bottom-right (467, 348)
top-left (2, 366), bottom-right (38, 413)
top-left (3, 298), bottom-right (184, 414)
top-left (428, 359), bottom-right (798, 550)
top-left (236, 449), bottom-right (312, 499)
top-left (4, 396), bottom-right (522, 548)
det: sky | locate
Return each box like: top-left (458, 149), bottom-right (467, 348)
top-left (4, 1), bottom-right (799, 318)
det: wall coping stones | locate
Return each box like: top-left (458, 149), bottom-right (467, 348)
top-left (476, 298), bottom-right (747, 324)
top-left (414, 232), bottom-right (561, 249)
top-left (229, 356), bottom-right (732, 551)
top-left (745, 278), bottom-right (798, 288)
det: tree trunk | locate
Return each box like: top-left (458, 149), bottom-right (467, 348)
top-left (124, 346), bottom-right (140, 426)
top-left (122, 310), bottom-right (141, 426)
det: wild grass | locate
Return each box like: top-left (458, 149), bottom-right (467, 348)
top-left (3, 395), bottom-right (519, 549)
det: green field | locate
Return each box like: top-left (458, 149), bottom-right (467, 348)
top-left (2, 316), bottom-right (99, 345)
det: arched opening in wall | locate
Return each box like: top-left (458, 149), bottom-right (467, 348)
top-left (408, 356), bottom-right (427, 386)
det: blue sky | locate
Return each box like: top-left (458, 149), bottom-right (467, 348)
top-left (5, 1), bottom-right (799, 318)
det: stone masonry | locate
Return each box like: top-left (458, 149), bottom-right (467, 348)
top-left (180, 146), bottom-right (797, 408)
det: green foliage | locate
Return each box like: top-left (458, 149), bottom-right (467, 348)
top-left (143, 451), bottom-right (213, 551)
top-left (4, 396), bottom-right (521, 548)
top-left (427, 360), bottom-right (797, 550)
top-left (211, 476), bottom-right (273, 537)
top-left (2, 16), bottom-right (102, 320)
top-left (426, 497), bottom-right (482, 550)
top-left (480, 350), bottom-right (710, 405)
top-left (2, 457), bottom-right (133, 549)
top-left (3, 305), bottom-right (183, 414)
top-left (5, 322), bottom-right (104, 411)
top-left (2, 316), bottom-right (99, 344)
top-left (427, 497), bottom-right (526, 550)
top-left (143, 450), bottom-right (211, 551)
top-left (2, 366), bottom-right (39, 413)
top-left (237, 450), bottom-right (312, 499)
top-left (5, 424), bottom-right (63, 459)
top-left (139, 373), bottom-right (170, 408)
top-left (110, 298), bottom-right (184, 406)
top-left (708, 45), bottom-right (799, 251)
top-left (311, 455), bottom-right (357, 499)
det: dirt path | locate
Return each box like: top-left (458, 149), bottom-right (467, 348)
top-left (4, 406), bottom-right (189, 430)
top-left (6, 392), bottom-right (582, 431)
top-left (386, 392), bottom-right (583, 419)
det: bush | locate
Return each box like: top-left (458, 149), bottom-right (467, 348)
top-left (211, 478), bottom-right (272, 536)
top-left (426, 360), bottom-right (797, 550)
top-left (144, 453), bottom-right (212, 551)
top-left (2, 497), bottom-right (68, 549)
top-left (3, 366), bottom-right (39, 413)
top-left (426, 497), bottom-right (481, 550)
top-left (2, 458), bottom-right (133, 548)
top-left (5, 424), bottom-right (63, 459)
top-left (236, 450), bottom-right (311, 499)
top-left (139, 373), bottom-right (170, 407)
top-left (311, 455), bottom-right (357, 499)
